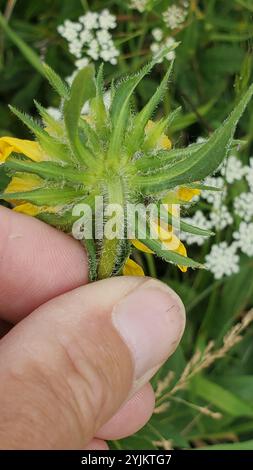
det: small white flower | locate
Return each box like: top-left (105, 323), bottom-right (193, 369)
top-left (87, 39), bottom-right (100, 60)
top-left (152, 28), bottom-right (163, 42)
top-left (245, 157), bottom-right (253, 192)
top-left (151, 37), bottom-right (176, 63)
top-left (79, 12), bottom-right (99, 30)
top-left (233, 222), bottom-right (253, 257)
top-left (163, 5), bottom-right (188, 30)
top-left (221, 155), bottom-right (245, 184)
top-left (99, 9), bottom-right (117, 30)
top-left (234, 192), bottom-right (253, 222)
top-left (96, 29), bottom-right (112, 46)
top-left (79, 28), bottom-right (93, 45)
top-left (180, 210), bottom-right (212, 246)
top-left (69, 41), bottom-right (82, 58)
top-left (209, 204), bottom-right (233, 230)
top-left (150, 42), bottom-right (160, 55)
top-left (205, 242), bottom-right (240, 279)
top-left (129, 0), bottom-right (148, 12)
top-left (75, 57), bottom-right (89, 69)
top-left (165, 37), bottom-right (176, 61)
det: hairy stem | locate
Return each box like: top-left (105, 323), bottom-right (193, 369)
top-left (98, 177), bottom-right (125, 279)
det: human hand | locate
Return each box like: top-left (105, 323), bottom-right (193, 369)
top-left (0, 206), bottom-right (185, 450)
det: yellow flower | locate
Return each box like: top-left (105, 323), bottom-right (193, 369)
top-left (5, 174), bottom-right (44, 193)
top-left (3, 167), bottom-right (56, 217)
top-left (145, 120), bottom-right (172, 150)
top-left (131, 224), bottom-right (188, 274)
top-left (123, 258), bottom-right (144, 276)
top-left (0, 137), bottom-right (43, 163)
top-left (13, 203), bottom-right (42, 216)
top-left (132, 239), bottom-right (153, 254)
top-left (177, 187), bottom-right (201, 202)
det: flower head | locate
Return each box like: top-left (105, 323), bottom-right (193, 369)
top-left (221, 155), bottom-right (245, 184)
top-left (163, 4), bottom-right (188, 30)
top-left (58, 9), bottom-right (119, 66)
top-left (0, 60), bottom-right (252, 281)
top-left (205, 242), bottom-right (240, 279)
top-left (233, 222), bottom-right (253, 257)
top-left (234, 192), bottom-right (253, 222)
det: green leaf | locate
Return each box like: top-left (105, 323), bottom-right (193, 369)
top-left (64, 65), bottom-right (96, 167)
top-left (134, 141), bottom-right (203, 173)
top-left (4, 158), bottom-right (91, 185)
top-left (135, 84), bottom-right (253, 193)
top-left (0, 13), bottom-right (46, 76)
top-left (108, 60), bottom-right (157, 162)
top-left (192, 376), bottom-right (253, 417)
top-left (37, 210), bottom-right (78, 232)
top-left (34, 101), bottom-right (64, 138)
top-left (43, 64), bottom-right (70, 100)
top-left (90, 64), bottom-right (107, 133)
top-left (82, 239), bottom-right (97, 282)
top-left (9, 105), bottom-right (72, 163)
top-left (158, 204), bottom-right (214, 237)
top-left (127, 62), bottom-right (173, 154)
top-left (9, 105), bottom-right (45, 138)
top-left (0, 187), bottom-right (85, 206)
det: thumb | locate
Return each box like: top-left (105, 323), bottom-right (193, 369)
top-left (0, 276), bottom-right (185, 449)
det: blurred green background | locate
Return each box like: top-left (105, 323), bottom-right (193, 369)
top-left (1, 0), bottom-right (253, 450)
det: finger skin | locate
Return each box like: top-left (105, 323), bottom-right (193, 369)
top-left (83, 439), bottom-right (109, 450)
top-left (0, 207), bottom-right (88, 322)
top-left (96, 383), bottom-right (155, 440)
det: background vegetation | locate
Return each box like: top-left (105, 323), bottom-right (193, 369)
top-left (1, 0), bottom-right (253, 450)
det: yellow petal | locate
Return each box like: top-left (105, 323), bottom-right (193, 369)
top-left (159, 134), bottom-right (172, 150)
top-left (0, 137), bottom-right (43, 163)
top-left (13, 203), bottom-right (41, 216)
top-left (13, 203), bottom-right (56, 216)
top-left (153, 221), bottom-right (188, 273)
top-left (132, 239), bottom-right (154, 254)
top-left (176, 242), bottom-right (188, 273)
top-left (145, 120), bottom-right (172, 150)
top-left (177, 187), bottom-right (201, 202)
top-left (5, 174), bottom-right (44, 193)
top-left (123, 258), bottom-right (145, 277)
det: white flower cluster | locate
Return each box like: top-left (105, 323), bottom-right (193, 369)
top-left (163, 2), bottom-right (189, 30)
top-left (201, 176), bottom-right (226, 205)
top-left (205, 242), bottom-right (240, 280)
top-left (129, 0), bottom-right (148, 12)
top-left (181, 148), bottom-right (253, 279)
top-left (233, 222), bottom-right (253, 257)
top-left (209, 203), bottom-right (233, 231)
top-left (221, 155), bottom-right (245, 184)
top-left (150, 29), bottom-right (176, 63)
top-left (234, 192), bottom-right (253, 222)
top-left (58, 10), bottom-right (119, 66)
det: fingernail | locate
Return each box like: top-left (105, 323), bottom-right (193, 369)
top-left (112, 279), bottom-right (185, 391)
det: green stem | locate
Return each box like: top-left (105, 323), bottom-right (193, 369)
top-left (145, 253), bottom-right (157, 278)
top-left (98, 177), bottom-right (125, 279)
